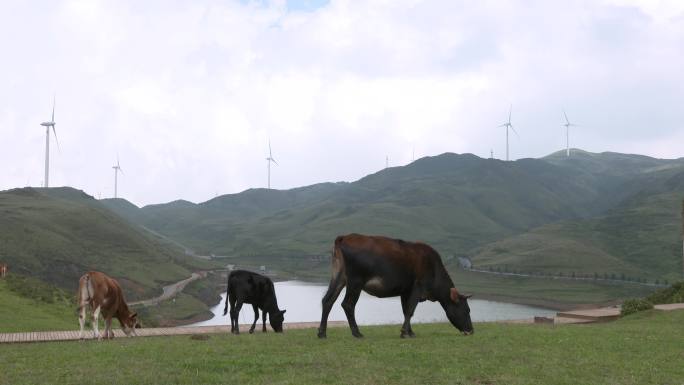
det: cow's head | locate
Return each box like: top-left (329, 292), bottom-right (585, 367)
top-left (122, 312), bottom-right (141, 336)
top-left (443, 288), bottom-right (473, 335)
top-left (269, 309), bottom-right (286, 333)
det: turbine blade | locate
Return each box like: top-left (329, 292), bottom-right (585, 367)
top-left (508, 104), bottom-right (512, 124)
top-left (510, 125), bottom-right (520, 138)
top-left (563, 109), bottom-right (569, 125)
top-left (52, 126), bottom-right (61, 152)
top-left (52, 94), bottom-right (56, 122)
top-left (271, 158), bottom-right (278, 165)
top-left (269, 140), bottom-right (272, 157)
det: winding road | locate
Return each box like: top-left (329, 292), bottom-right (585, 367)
top-left (129, 272), bottom-right (204, 307)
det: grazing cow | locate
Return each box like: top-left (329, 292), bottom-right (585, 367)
top-left (222, 270), bottom-right (286, 334)
top-left (318, 234), bottom-right (474, 338)
top-left (77, 271), bottom-right (140, 340)
top-left (0, 263), bottom-right (7, 278)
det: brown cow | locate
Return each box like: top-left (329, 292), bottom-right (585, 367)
top-left (318, 234), bottom-right (473, 338)
top-left (0, 263), bottom-right (7, 278)
top-left (77, 271), bottom-right (140, 340)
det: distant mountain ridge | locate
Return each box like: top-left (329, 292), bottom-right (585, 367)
top-left (100, 149), bottom-right (684, 281)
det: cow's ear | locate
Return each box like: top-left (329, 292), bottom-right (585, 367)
top-left (450, 288), bottom-right (460, 303)
top-left (131, 312), bottom-right (138, 318)
top-left (281, 309), bottom-right (287, 315)
top-left (463, 294), bottom-right (473, 299)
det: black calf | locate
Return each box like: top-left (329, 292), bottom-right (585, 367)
top-left (222, 270), bottom-right (286, 334)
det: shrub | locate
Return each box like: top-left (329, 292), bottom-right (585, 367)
top-left (621, 298), bottom-right (654, 316)
top-left (645, 281), bottom-right (684, 304)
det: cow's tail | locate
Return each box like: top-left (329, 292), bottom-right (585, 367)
top-left (77, 273), bottom-right (92, 311)
top-left (223, 272), bottom-right (231, 316)
top-left (331, 236), bottom-right (346, 280)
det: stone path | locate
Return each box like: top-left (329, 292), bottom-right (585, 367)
top-left (0, 321), bottom-right (347, 345)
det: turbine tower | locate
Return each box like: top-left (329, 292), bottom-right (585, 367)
top-left (266, 140), bottom-right (277, 189)
top-left (112, 156), bottom-right (123, 198)
top-left (39, 95), bottom-right (59, 187)
top-left (562, 110), bottom-right (578, 157)
top-left (498, 104), bottom-right (518, 161)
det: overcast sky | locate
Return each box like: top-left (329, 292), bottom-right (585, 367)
top-left (1, 0), bottom-right (683, 206)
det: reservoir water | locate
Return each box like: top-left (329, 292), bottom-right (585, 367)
top-left (190, 280), bottom-right (555, 327)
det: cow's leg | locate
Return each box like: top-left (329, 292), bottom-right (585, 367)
top-left (92, 305), bottom-right (102, 340)
top-left (400, 290), bottom-right (420, 338)
top-left (261, 308), bottom-right (267, 333)
top-left (78, 305), bottom-right (87, 340)
top-left (341, 282), bottom-right (363, 338)
top-left (249, 304), bottom-right (259, 334)
top-left (230, 300), bottom-right (244, 335)
top-left (228, 296), bottom-right (237, 334)
top-left (318, 274), bottom-right (346, 338)
top-left (105, 317), bottom-right (114, 340)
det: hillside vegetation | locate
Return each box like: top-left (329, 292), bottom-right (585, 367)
top-left (0, 187), bottom-right (219, 299)
top-left (103, 150), bottom-right (684, 282)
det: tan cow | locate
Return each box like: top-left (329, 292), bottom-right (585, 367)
top-left (77, 271), bottom-right (140, 340)
top-left (0, 263), bottom-right (7, 278)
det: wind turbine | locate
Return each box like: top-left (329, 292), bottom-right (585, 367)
top-left (266, 140), bottom-right (277, 189)
top-left (562, 110), bottom-right (578, 157)
top-left (498, 104), bottom-right (518, 161)
top-left (112, 156), bottom-right (123, 198)
top-left (39, 95), bottom-right (59, 187)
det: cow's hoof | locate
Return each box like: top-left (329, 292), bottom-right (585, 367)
top-left (249, 329), bottom-right (255, 334)
top-left (317, 329), bottom-right (327, 339)
top-left (352, 331), bottom-right (364, 339)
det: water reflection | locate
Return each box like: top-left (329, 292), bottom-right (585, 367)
top-left (190, 280), bottom-right (555, 327)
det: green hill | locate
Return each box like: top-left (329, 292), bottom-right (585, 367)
top-left (100, 150), bottom-right (684, 282)
top-left (0, 187), bottom-right (216, 299)
top-left (473, 157), bottom-right (684, 281)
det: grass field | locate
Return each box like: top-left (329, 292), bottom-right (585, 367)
top-left (1, 310), bottom-right (682, 385)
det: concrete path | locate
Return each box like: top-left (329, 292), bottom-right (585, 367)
top-left (556, 303), bottom-right (684, 324)
top-left (654, 303), bottom-right (684, 311)
top-left (556, 306), bottom-right (621, 322)
top-left (0, 321), bottom-right (348, 345)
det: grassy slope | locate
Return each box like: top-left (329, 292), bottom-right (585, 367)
top-left (0, 279), bottom-right (74, 333)
top-left (0, 187), bottom-right (219, 299)
top-left (448, 269), bottom-right (658, 308)
top-left (1, 310), bottom-right (682, 385)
